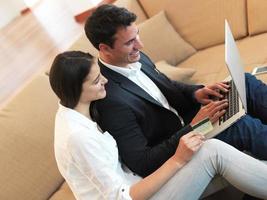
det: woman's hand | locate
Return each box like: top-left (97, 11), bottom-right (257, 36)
top-left (172, 132), bottom-right (205, 165)
top-left (130, 132), bottom-right (205, 200)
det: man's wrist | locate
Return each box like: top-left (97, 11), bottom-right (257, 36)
top-left (192, 85), bottom-right (204, 103)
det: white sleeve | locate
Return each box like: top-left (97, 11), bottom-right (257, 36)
top-left (68, 130), bottom-right (132, 200)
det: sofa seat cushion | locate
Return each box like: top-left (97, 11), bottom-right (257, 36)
top-left (138, 11), bottom-right (196, 66)
top-left (0, 75), bottom-right (63, 200)
top-left (177, 44), bottom-right (225, 85)
top-left (49, 182), bottom-right (75, 200)
top-left (237, 33), bottom-right (267, 68)
top-left (155, 60), bottom-right (196, 83)
top-left (177, 33), bottom-right (267, 85)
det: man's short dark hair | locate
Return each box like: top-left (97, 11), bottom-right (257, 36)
top-left (84, 4), bottom-right (137, 50)
top-left (49, 51), bottom-right (94, 109)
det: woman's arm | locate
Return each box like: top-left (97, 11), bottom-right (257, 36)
top-left (130, 132), bottom-right (205, 200)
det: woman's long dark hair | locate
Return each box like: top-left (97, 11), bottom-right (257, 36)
top-left (90, 101), bottom-right (100, 122)
top-left (49, 51), bottom-right (94, 109)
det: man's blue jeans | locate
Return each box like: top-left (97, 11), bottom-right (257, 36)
top-left (216, 73), bottom-right (267, 160)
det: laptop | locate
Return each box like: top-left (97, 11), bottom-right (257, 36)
top-left (205, 20), bottom-right (247, 138)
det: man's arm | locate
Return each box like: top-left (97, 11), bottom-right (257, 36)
top-left (95, 99), bottom-right (192, 177)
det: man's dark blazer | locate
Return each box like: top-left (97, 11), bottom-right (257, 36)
top-left (92, 52), bottom-right (202, 177)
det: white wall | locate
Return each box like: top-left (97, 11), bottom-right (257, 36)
top-left (64, 0), bottom-right (100, 16)
top-left (0, 0), bottom-right (27, 28)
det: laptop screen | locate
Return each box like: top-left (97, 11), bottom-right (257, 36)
top-left (225, 20), bottom-right (247, 112)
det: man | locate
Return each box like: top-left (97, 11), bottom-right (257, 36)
top-left (85, 4), bottom-right (267, 177)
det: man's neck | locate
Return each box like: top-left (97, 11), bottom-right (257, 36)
top-left (99, 52), bottom-right (128, 68)
top-left (99, 55), bottom-right (128, 68)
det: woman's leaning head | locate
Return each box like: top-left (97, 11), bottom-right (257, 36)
top-left (49, 51), bottom-right (107, 109)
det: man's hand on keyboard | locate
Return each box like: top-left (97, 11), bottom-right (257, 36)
top-left (194, 82), bottom-right (230, 105)
top-left (190, 99), bottom-right (229, 125)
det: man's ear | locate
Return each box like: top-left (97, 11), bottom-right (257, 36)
top-left (99, 43), bottom-right (112, 55)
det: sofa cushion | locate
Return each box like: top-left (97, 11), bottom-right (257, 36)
top-left (138, 11), bottom-right (196, 66)
top-left (155, 60), bottom-right (196, 83)
top-left (49, 182), bottom-right (75, 200)
top-left (165, 0), bottom-right (247, 50)
top-left (0, 75), bottom-right (63, 200)
top-left (177, 33), bottom-right (267, 85)
top-left (236, 33), bottom-right (267, 69)
top-left (46, 33), bottom-right (98, 74)
top-left (114, 0), bottom-right (147, 24)
top-left (177, 44), bottom-right (225, 85)
top-left (138, 0), bottom-right (167, 17)
top-left (247, 0), bottom-right (267, 36)
top-left (69, 33), bottom-right (98, 57)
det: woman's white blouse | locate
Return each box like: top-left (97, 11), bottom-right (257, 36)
top-left (54, 104), bottom-right (141, 200)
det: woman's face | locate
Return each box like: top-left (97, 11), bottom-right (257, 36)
top-left (79, 62), bottom-right (108, 104)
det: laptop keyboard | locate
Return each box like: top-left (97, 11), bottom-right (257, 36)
top-left (219, 80), bottom-right (240, 125)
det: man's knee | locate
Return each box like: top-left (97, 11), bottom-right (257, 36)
top-left (245, 72), bottom-right (257, 82)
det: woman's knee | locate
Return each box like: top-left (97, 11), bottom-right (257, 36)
top-left (203, 139), bottom-right (225, 149)
top-left (201, 139), bottom-right (230, 156)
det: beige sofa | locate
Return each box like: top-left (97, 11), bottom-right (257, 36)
top-left (1, 0), bottom-right (267, 199)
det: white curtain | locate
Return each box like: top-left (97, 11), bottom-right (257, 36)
top-left (64, 0), bottom-right (99, 16)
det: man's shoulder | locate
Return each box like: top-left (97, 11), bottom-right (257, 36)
top-left (95, 88), bottom-right (129, 113)
top-left (140, 51), bottom-right (153, 64)
top-left (100, 81), bottom-right (124, 101)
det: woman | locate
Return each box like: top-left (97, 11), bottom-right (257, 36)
top-left (49, 51), bottom-right (267, 200)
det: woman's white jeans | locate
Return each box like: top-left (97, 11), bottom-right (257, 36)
top-left (150, 139), bottom-right (267, 200)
